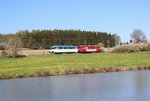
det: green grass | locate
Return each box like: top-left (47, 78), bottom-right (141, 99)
top-left (0, 53), bottom-right (150, 79)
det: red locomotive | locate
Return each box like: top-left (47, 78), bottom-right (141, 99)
top-left (77, 45), bottom-right (101, 53)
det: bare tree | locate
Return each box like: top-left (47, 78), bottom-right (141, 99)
top-left (6, 36), bottom-right (23, 57)
top-left (113, 34), bottom-right (121, 46)
top-left (130, 29), bottom-right (147, 43)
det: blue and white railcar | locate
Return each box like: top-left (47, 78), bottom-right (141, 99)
top-left (49, 45), bottom-right (78, 54)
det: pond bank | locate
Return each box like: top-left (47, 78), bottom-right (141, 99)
top-left (0, 65), bottom-right (150, 80)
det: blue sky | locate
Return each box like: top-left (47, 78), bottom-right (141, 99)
top-left (0, 0), bottom-right (150, 42)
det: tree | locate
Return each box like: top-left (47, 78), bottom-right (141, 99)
top-left (113, 34), bottom-right (121, 46)
top-left (130, 29), bottom-right (147, 43)
top-left (27, 37), bottom-right (40, 49)
top-left (16, 29), bottom-right (116, 48)
top-left (16, 30), bottom-right (29, 47)
top-left (6, 36), bottom-right (23, 57)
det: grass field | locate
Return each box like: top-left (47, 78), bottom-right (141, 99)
top-left (0, 53), bottom-right (150, 79)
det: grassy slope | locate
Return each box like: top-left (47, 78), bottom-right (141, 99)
top-left (0, 53), bottom-right (150, 77)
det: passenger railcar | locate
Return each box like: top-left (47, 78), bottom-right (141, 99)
top-left (49, 45), bottom-right (78, 54)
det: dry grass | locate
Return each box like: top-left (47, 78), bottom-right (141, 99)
top-left (100, 47), bottom-right (113, 53)
top-left (0, 49), bottom-right (50, 56)
top-left (111, 43), bottom-right (150, 53)
top-left (19, 49), bottom-right (49, 56)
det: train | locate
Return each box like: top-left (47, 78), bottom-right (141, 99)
top-left (49, 45), bottom-right (102, 54)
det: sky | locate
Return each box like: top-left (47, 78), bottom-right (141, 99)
top-left (0, 0), bottom-right (150, 42)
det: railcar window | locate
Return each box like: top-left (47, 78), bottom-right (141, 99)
top-left (50, 46), bottom-right (76, 49)
top-left (64, 47), bottom-right (69, 49)
top-left (50, 47), bottom-right (56, 49)
top-left (70, 47), bottom-right (76, 49)
top-left (58, 47), bottom-right (63, 49)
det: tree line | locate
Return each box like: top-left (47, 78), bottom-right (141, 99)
top-left (0, 29), bottom-right (118, 49)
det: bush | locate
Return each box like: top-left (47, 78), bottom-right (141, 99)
top-left (144, 43), bottom-right (150, 51)
top-left (0, 45), bottom-right (5, 50)
top-left (97, 42), bottom-right (104, 47)
top-left (1, 50), bottom-right (8, 57)
top-left (111, 43), bottom-right (150, 53)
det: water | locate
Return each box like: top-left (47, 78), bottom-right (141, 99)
top-left (0, 71), bottom-right (150, 101)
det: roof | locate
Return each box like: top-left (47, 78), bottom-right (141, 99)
top-left (50, 45), bottom-right (77, 48)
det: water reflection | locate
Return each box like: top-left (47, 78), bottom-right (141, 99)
top-left (133, 72), bottom-right (150, 101)
top-left (0, 71), bottom-right (150, 101)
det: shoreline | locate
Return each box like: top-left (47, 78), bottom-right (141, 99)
top-left (0, 65), bottom-right (150, 80)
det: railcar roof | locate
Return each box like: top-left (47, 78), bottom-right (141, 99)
top-left (50, 45), bottom-right (77, 47)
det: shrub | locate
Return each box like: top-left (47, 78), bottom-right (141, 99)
top-left (0, 45), bottom-right (5, 50)
top-left (1, 50), bottom-right (8, 57)
top-left (97, 42), bottom-right (104, 47)
top-left (6, 36), bottom-right (23, 58)
top-left (144, 43), bottom-right (150, 51)
top-left (111, 43), bottom-right (150, 53)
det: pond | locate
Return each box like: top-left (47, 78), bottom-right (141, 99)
top-left (0, 71), bottom-right (150, 101)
